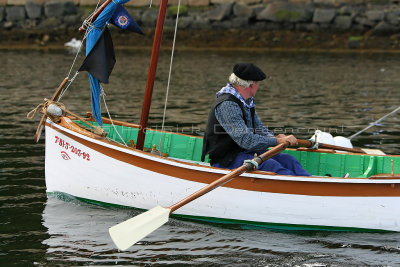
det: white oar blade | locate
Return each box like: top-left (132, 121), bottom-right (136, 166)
top-left (109, 206), bottom-right (170, 251)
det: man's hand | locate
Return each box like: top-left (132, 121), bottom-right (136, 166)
top-left (276, 134), bottom-right (298, 146)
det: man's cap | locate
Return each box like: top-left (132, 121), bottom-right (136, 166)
top-left (233, 63), bottom-right (266, 81)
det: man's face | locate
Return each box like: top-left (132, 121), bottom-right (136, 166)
top-left (236, 81), bottom-right (260, 100)
top-left (249, 82), bottom-right (260, 98)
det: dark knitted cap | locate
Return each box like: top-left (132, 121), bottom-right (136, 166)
top-left (233, 63), bottom-right (266, 81)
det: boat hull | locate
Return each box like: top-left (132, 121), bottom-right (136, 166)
top-left (45, 119), bottom-right (400, 232)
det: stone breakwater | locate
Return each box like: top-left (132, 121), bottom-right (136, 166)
top-left (1, 0), bottom-right (400, 50)
top-left (1, 1), bottom-right (80, 30)
top-left (2, 0), bottom-right (400, 33)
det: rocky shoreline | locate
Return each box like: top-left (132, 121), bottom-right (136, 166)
top-left (1, 1), bottom-right (400, 51)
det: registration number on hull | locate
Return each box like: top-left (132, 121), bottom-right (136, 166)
top-left (54, 136), bottom-right (91, 161)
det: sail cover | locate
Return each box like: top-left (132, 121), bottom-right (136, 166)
top-left (80, 0), bottom-right (139, 126)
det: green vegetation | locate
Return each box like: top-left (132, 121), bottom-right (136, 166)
top-left (274, 10), bottom-right (303, 21)
top-left (167, 5), bottom-right (188, 17)
top-left (368, 0), bottom-right (391, 4)
top-left (348, 36), bottom-right (363, 41)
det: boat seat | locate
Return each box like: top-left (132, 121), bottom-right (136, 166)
top-left (369, 174), bottom-right (400, 179)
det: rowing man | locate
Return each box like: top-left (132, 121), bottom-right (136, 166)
top-left (201, 63), bottom-right (310, 176)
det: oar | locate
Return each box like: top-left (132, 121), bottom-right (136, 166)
top-left (349, 105), bottom-right (400, 140)
top-left (297, 139), bottom-right (365, 154)
top-left (34, 77), bottom-right (68, 142)
top-left (109, 143), bottom-right (288, 251)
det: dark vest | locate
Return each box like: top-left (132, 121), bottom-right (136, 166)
top-left (201, 94), bottom-right (255, 167)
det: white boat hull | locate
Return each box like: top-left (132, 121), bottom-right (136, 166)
top-left (45, 119), bottom-right (400, 232)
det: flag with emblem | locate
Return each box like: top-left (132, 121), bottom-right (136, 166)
top-left (111, 5), bottom-right (143, 34)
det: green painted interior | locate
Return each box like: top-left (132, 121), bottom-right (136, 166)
top-left (77, 121), bottom-right (208, 162)
top-left (76, 121), bottom-right (400, 178)
top-left (282, 149), bottom-right (400, 178)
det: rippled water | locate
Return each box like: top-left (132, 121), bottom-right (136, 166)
top-left (1, 49), bottom-right (400, 266)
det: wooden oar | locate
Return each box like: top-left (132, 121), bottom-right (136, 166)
top-left (109, 143), bottom-right (288, 251)
top-left (34, 77), bottom-right (68, 142)
top-left (297, 139), bottom-right (365, 154)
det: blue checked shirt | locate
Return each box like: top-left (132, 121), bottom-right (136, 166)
top-left (215, 84), bottom-right (277, 152)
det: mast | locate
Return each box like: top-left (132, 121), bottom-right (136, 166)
top-left (136, 0), bottom-right (169, 151)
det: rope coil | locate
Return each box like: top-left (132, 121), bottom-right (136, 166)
top-left (27, 99), bottom-right (66, 122)
top-left (27, 99), bottom-right (107, 137)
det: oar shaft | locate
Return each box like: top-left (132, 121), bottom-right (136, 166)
top-left (318, 143), bottom-right (364, 153)
top-left (168, 143), bottom-right (287, 213)
top-left (297, 139), bottom-right (313, 147)
top-left (297, 139), bottom-right (365, 154)
top-left (168, 165), bottom-right (247, 213)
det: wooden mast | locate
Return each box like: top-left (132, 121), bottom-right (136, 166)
top-left (136, 0), bottom-right (169, 150)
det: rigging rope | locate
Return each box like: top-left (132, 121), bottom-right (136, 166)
top-left (58, 15), bottom-right (97, 101)
top-left (27, 99), bottom-right (107, 137)
top-left (33, 1), bottom-right (158, 147)
top-left (158, 0), bottom-right (181, 155)
top-left (59, 0), bottom-right (100, 101)
top-left (57, 0), bottom-right (128, 143)
top-left (28, 1), bottom-right (110, 137)
top-left (349, 105), bottom-right (400, 140)
top-left (101, 87), bottom-right (128, 147)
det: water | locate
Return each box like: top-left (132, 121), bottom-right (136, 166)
top-left (1, 49), bottom-right (400, 266)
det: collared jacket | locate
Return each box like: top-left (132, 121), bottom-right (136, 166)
top-left (201, 93), bottom-right (277, 167)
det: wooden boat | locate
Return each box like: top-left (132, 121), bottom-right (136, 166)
top-left (33, 0), bottom-right (400, 237)
top-left (43, 114), bottom-right (400, 232)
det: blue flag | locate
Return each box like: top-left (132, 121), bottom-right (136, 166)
top-left (81, 0), bottom-right (134, 126)
top-left (111, 5), bottom-right (143, 34)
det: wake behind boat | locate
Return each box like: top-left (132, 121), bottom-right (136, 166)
top-left (29, 0), bottom-right (400, 251)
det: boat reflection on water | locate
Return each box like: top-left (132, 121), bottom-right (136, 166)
top-left (41, 195), bottom-right (265, 265)
top-left (41, 195), bottom-right (400, 266)
top-left (41, 196), bottom-right (122, 263)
